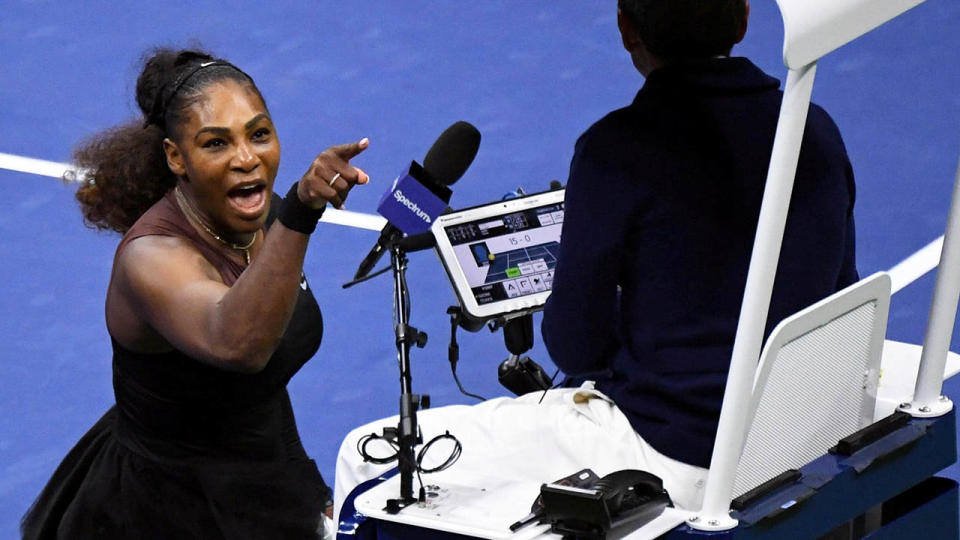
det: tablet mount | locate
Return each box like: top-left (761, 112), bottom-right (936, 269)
top-left (493, 313), bottom-right (554, 396)
top-left (447, 307), bottom-right (554, 398)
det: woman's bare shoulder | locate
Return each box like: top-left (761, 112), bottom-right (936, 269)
top-left (116, 235), bottom-right (222, 286)
top-left (106, 234), bottom-right (223, 351)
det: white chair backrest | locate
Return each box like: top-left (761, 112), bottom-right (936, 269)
top-left (778, 0), bottom-right (925, 69)
top-left (732, 273), bottom-right (891, 498)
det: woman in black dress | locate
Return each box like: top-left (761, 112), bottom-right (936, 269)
top-left (21, 48), bottom-right (368, 539)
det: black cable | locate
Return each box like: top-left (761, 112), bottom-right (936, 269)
top-left (341, 264), bottom-right (391, 289)
top-left (357, 432), bottom-right (400, 465)
top-left (356, 429), bottom-right (463, 475)
top-left (448, 308), bottom-right (486, 401)
top-left (537, 368), bottom-right (561, 405)
top-left (452, 365), bottom-right (486, 402)
top-left (415, 462), bottom-right (425, 502)
top-left (416, 431), bottom-right (463, 473)
top-left (399, 258), bottom-right (411, 320)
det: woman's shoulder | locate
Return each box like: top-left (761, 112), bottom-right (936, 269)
top-left (106, 225), bottom-right (222, 354)
top-left (113, 234), bottom-right (224, 309)
top-left (116, 191), bottom-right (189, 253)
top-left (113, 190), bottom-right (222, 281)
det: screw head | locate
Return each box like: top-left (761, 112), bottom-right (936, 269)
top-left (688, 516), bottom-right (700, 523)
top-left (919, 406), bottom-right (932, 413)
top-left (940, 395), bottom-right (950, 402)
top-left (709, 520), bottom-right (720, 526)
top-left (900, 402), bottom-right (912, 409)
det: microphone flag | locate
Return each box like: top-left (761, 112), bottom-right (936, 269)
top-left (376, 160), bottom-right (451, 235)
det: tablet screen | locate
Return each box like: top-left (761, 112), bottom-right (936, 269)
top-left (439, 199), bottom-right (564, 309)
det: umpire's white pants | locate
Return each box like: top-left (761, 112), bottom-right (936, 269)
top-left (334, 382), bottom-right (708, 522)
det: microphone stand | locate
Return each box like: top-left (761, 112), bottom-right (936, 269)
top-left (386, 241), bottom-right (429, 513)
top-left (344, 229), bottom-right (445, 511)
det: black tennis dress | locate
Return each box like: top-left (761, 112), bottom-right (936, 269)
top-left (22, 191), bottom-right (329, 539)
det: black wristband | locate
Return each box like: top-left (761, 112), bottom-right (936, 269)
top-left (278, 182), bottom-right (325, 234)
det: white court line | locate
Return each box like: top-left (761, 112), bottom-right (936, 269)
top-left (0, 152), bottom-right (72, 178)
top-left (0, 153), bottom-right (387, 231)
top-left (0, 151), bottom-right (946, 284)
top-left (321, 208), bottom-right (386, 231)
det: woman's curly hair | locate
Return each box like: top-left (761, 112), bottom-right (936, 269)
top-left (73, 47), bottom-right (260, 233)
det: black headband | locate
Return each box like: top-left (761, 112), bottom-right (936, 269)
top-left (145, 59), bottom-right (252, 129)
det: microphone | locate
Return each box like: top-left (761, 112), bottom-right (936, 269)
top-left (353, 121), bottom-right (481, 280)
top-left (396, 228), bottom-right (440, 253)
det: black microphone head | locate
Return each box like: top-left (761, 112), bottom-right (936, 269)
top-left (422, 121), bottom-right (481, 187)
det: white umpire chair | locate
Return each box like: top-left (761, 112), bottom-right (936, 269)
top-left (339, 0), bottom-right (960, 537)
top-left (687, 0), bottom-right (960, 535)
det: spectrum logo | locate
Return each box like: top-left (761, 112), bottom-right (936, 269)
top-left (393, 190), bottom-right (432, 223)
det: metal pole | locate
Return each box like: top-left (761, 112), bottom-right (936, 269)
top-left (393, 246), bottom-right (413, 396)
top-left (904, 152), bottom-right (960, 418)
top-left (690, 63), bottom-right (818, 531)
top-left (391, 246), bottom-right (418, 503)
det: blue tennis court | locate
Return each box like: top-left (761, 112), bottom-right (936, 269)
top-left (2, 1), bottom-right (959, 535)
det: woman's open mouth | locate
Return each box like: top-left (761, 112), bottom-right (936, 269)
top-left (227, 182), bottom-right (268, 217)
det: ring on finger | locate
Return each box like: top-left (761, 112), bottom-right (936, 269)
top-left (328, 172), bottom-right (342, 187)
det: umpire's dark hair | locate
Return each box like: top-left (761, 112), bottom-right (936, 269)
top-left (618, 0), bottom-right (748, 59)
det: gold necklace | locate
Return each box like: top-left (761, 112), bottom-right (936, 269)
top-left (174, 186), bottom-right (258, 265)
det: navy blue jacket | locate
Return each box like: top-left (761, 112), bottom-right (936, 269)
top-left (541, 57), bottom-right (858, 468)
